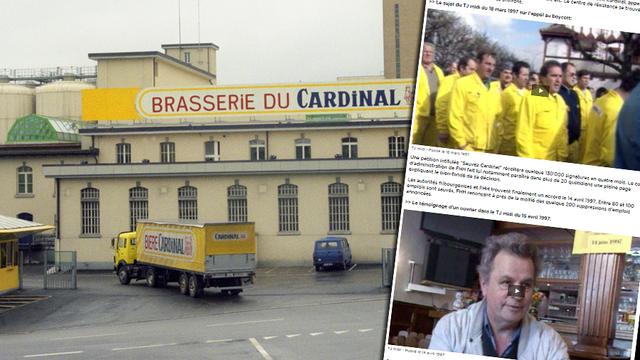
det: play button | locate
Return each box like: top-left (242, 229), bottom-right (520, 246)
top-left (532, 85), bottom-right (549, 97)
top-left (508, 284), bottom-right (525, 298)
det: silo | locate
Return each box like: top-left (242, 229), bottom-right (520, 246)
top-left (36, 74), bottom-right (95, 121)
top-left (0, 76), bottom-right (36, 144)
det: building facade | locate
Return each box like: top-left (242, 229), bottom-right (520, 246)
top-left (383, 0), bottom-right (425, 79)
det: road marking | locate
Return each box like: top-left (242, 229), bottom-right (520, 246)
top-left (348, 264), bottom-right (357, 271)
top-left (52, 332), bottom-right (122, 341)
top-left (334, 330), bottom-right (350, 334)
top-left (309, 332), bottom-right (324, 336)
top-left (249, 338), bottom-right (274, 360)
top-left (307, 267), bottom-right (314, 273)
top-left (206, 339), bottom-right (233, 344)
top-left (112, 343), bottom-right (177, 351)
top-left (263, 336), bottom-right (278, 340)
top-left (358, 328), bottom-right (374, 333)
top-left (24, 351), bottom-right (84, 358)
top-left (286, 334), bottom-right (301, 338)
top-left (265, 267), bottom-right (277, 274)
top-left (207, 318), bottom-right (284, 327)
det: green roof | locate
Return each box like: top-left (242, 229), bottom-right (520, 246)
top-left (7, 114), bottom-right (80, 143)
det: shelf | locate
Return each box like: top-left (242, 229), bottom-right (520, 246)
top-left (538, 278), bottom-right (580, 285)
top-left (406, 282), bottom-right (446, 295)
top-left (548, 314), bottom-right (577, 320)
top-left (550, 302), bottom-right (578, 307)
top-left (620, 281), bottom-right (639, 290)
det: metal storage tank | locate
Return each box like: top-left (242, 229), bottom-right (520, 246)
top-left (0, 75), bottom-right (35, 145)
top-left (35, 74), bottom-right (95, 121)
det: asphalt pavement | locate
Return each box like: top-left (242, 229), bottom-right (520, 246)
top-left (0, 264), bottom-right (391, 360)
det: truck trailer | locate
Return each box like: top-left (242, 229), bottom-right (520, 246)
top-left (113, 221), bottom-right (256, 298)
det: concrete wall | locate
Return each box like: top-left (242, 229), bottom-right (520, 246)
top-left (0, 155), bottom-right (94, 228)
top-left (383, 0), bottom-right (423, 79)
top-left (93, 126), bottom-right (409, 163)
top-left (57, 172), bottom-right (403, 268)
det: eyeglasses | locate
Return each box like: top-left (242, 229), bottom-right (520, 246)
top-left (498, 280), bottom-right (533, 292)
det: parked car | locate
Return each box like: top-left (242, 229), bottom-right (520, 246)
top-left (313, 237), bottom-right (352, 271)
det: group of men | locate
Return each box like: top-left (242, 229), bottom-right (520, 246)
top-left (412, 40), bottom-right (640, 168)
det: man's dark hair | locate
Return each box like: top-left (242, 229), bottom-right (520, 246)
top-left (529, 71), bottom-right (538, 78)
top-left (540, 60), bottom-right (562, 77)
top-left (620, 69), bottom-right (640, 92)
top-left (577, 69), bottom-right (591, 78)
top-left (512, 61), bottom-right (530, 76)
top-left (477, 50), bottom-right (497, 63)
top-left (457, 56), bottom-right (475, 72)
top-left (595, 87), bottom-right (608, 99)
top-left (477, 233), bottom-right (538, 281)
top-left (561, 62), bottom-right (576, 73)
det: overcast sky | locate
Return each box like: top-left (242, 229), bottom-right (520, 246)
top-left (0, 0), bottom-right (384, 85)
top-left (460, 13), bottom-right (545, 71)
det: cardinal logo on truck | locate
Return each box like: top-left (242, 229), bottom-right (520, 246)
top-left (214, 232), bottom-right (248, 241)
top-left (143, 231), bottom-right (194, 258)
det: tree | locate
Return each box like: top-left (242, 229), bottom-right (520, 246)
top-left (572, 31), bottom-right (640, 77)
top-left (424, 10), bottom-right (520, 74)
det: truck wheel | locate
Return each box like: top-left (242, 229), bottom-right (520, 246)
top-left (188, 274), bottom-right (203, 298)
top-left (178, 273), bottom-right (189, 295)
top-left (146, 268), bottom-right (157, 288)
top-left (229, 289), bottom-right (241, 296)
top-left (117, 266), bottom-right (131, 285)
top-left (315, 265), bottom-right (321, 272)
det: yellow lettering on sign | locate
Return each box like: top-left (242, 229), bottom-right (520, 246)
top-left (82, 88), bottom-right (141, 121)
top-left (573, 230), bottom-right (632, 254)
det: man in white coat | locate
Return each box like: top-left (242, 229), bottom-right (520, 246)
top-left (429, 233), bottom-right (569, 359)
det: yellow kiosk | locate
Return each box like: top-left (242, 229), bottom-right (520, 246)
top-left (0, 215), bottom-right (53, 294)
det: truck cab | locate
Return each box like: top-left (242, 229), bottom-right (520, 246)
top-left (114, 231), bottom-right (137, 270)
top-left (313, 236), bottom-right (352, 271)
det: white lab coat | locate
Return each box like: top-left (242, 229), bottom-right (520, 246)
top-left (429, 300), bottom-right (569, 360)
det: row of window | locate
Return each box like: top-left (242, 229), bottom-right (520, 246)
top-left (115, 136), bottom-right (406, 164)
top-left (79, 181), bottom-right (402, 236)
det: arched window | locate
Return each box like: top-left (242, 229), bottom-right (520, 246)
top-left (227, 183), bottom-right (248, 223)
top-left (17, 165), bottom-right (33, 195)
top-left (278, 183), bottom-right (299, 233)
top-left (129, 186), bottom-right (148, 231)
top-left (328, 183), bottom-right (349, 232)
top-left (80, 187), bottom-right (100, 235)
top-left (178, 185), bottom-right (198, 220)
top-left (381, 182), bottom-right (402, 231)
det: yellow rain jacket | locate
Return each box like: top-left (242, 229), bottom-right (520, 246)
top-left (516, 90), bottom-right (569, 161)
top-left (412, 64), bottom-right (445, 145)
top-left (435, 73), bottom-right (460, 145)
top-left (499, 83), bottom-right (526, 156)
top-left (448, 72), bottom-right (503, 152)
top-left (574, 85), bottom-right (594, 159)
top-left (581, 90), bottom-right (623, 167)
top-left (490, 80), bottom-right (504, 92)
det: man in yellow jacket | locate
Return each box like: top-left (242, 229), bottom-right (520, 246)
top-left (412, 41), bottom-right (445, 146)
top-left (490, 62), bottom-right (513, 92)
top-left (499, 61), bottom-right (530, 156)
top-left (435, 56), bottom-right (477, 147)
top-left (448, 51), bottom-right (502, 152)
top-left (573, 69), bottom-right (593, 160)
top-left (581, 70), bottom-right (640, 166)
top-left (516, 60), bottom-right (568, 161)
